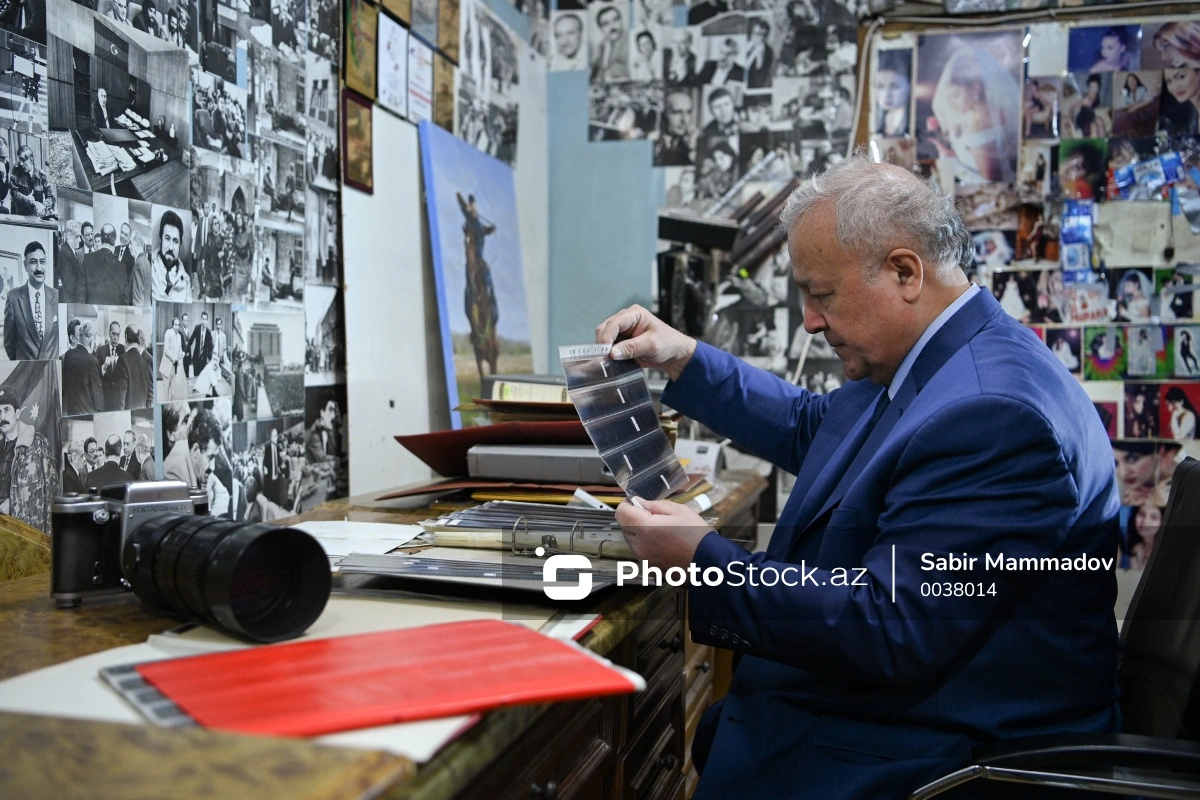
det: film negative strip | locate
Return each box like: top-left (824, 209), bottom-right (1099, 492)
top-left (560, 344), bottom-right (687, 501)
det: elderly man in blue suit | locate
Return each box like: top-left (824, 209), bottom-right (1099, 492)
top-left (597, 158), bottom-right (1119, 799)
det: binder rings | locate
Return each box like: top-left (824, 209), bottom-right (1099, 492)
top-left (131, 620), bottom-right (643, 737)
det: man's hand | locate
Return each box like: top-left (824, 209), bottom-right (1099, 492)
top-left (594, 304), bottom-right (697, 381)
top-left (616, 498), bottom-right (712, 570)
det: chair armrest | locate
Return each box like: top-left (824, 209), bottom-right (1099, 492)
top-left (972, 732), bottom-right (1200, 772)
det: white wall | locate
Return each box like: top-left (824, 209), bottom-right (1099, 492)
top-left (342, 54), bottom-right (550, 496)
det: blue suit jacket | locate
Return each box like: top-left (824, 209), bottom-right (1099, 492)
top-left (665, 289), bottom-right (1120, 799)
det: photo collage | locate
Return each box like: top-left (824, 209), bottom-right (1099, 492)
top-left (0, 0), bottom-right (351, 537)
top-left (868, 15), bottom-right (1200, 571)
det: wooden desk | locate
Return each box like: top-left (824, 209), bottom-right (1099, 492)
top-left (0, 470), bottom-right (767, 800)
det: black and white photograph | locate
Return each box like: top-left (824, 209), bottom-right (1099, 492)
top-left (59, 304), bottom-right (153, 412)
top-left (306, 51), bottom-right (337, 131)
top-left (189, 147), bottom-right (257, 303)
top-left (53, 187), bottom-right (90, 301)
top-left (695, 134), bottom-right (738, 201)
top-left (254, 224), bottom-right (303, 305)
top-left (789, 330), bottom-right (845, 395)
top-left (0, 358), bottom-right (58, 529)
top-left (308, 0), bottom-right (338, 61)
top-left (88, 194), bottom-right (147, 306)
top-left (125, 0), bottom-right (199, 56)
top-left (60, 410), bottom-right (155, 497)
top-left (229, 414), bottom-right (305, 520)
top-left (550, 9), bottom-right (587, 73)
top-left (700, 83), bottom-right (741, 138)
top-left (695, 17), bottom-right (746, 88)
top-left (0, 219), bottom-right (53, 361)
top-left (199, 7), bottom-right (259, 87)
top-left (0, 29), bottom-right (46, 135)
top-left (271, 0), bottom-right (306, 62)
top-left (144, 200), bottom-right (193, 304)
top-left (159, 396), bottom-right (236, 517)
top-left (0, 131), bottom-right (56, 222)
top-left (306, 119), bottom-right (338, 192)
top-left (232, 308), bottom-right (304, 420)
top-left (300, 382), bottom-right (346, 510)
top-left (253, 135), bottom-right (306, 227)
top-left (192, 67), bottom-right (248, 159)
top-left (411, 0), bottom-right (437, 49)
top-left (457, 0), bottom-right (519, 165)
top-left (303, 186), bottom-right (337, 285)
top-left (47, 0), bottom-right (190, 207)
top-left (662, 26), bottom-right (700, 86)
top-left (588, 81), bottom-right (662, 141)
top-left (662, 165), bottom-right (703, 214)
top-left (652, 86), bottom-right (697, 167)
top-left (155, 301), bottom-right (233, 401)
top-left (304, 283), bottom-right (342, 385)
top-left (1, 0), bottom-right (45, 45)
top-left (250, 42), bottom-right (307, 148)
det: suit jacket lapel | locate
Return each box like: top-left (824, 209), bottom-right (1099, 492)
top-left (782, 289), bottom-right (1003, 558)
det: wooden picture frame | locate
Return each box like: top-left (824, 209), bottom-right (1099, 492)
top-left (382, 0), bottom-right (412, 26)
top-left (343, 90), bottom-right (374, 194)
top-left (344, 0), bottom-right (379, 100)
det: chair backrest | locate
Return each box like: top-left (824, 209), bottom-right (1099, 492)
top-left (1119, 456), bottom-right (1200, 740)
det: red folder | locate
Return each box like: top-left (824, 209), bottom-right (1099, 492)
top-left (394, 420), bottom-right (590, 478)
top-left (135, 620), bottom-right (639, 737)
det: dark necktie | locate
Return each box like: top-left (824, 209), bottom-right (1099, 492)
top-left (866, 390), bottom-right (891, 432)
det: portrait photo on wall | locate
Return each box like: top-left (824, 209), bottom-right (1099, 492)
top-left (652, 86), bottom-right (697, 167)
top-left (1045, 327), bottom-right (1082, 375)
top-left (0, 220), bottom-right (53, 361)
top-left (550, 9), bottom-right (587, 73)
top-left (231, 309), bottom-right (304, 422)
top-left (914, 29), bottom-right (1023, 184)
top-left (59, 304), bottom-right (153, 413)
top-left (192, 67), bottom-right (249, 160)
top-left (1124, 382), bottom-right (1161, 439)
top-left (1113, 266), bottom-right (1158, 323)
top-left (1068, 25), bottom-right (1141, 74)
top-left (1175, 324), bottom-right (1200, 377)
top-left (0, 357), bottom-right (59, 530)
top-left (1142, 19), bottom-right (1200, 70)
top-left (252, 135), bottom-right (306, 229)
top-left (1023, 76), bottom-right (1060, 140)
top-left (872, 47), bottom-right (911, 138)
top-left (189, 148), bottom-right (257, 304)
top-left (1160, 382), bottom-right (1200, 440)
top-left (1125, 325), bottom-right (1171, 378)
top-left (1, 0), bottom-right (46, 45)
top-left (60, 410), bottom-right (155, 495)
top-left (0, 132), bottom-right (57, 223)
top-left (0, 28), bottom-right (46, 136)
top-left (1085, 325), bottom-right (1127, 381)
top-left (588, 80), bottom-right (663, 141)
top-left (254, 224), bottom-right (304, 307)
top-left (1060, 72), bottom-right (1112, 139)
top-left (154, 300), bottom-right (234, 402)
top-left (198, 6), bottom-right (257, 88)
top-left (304, 283), bottom-right (343, 385)
top-left (1157, 263), bottom-right (1200, 321)
top-left (229, 413), bottom-right (305, 520)
top-left (1112, 70), bottom-right (1162, 136)
top-left (300, 382), bottom-right (346, 509)
top-left (420, 120), bottom-right (531, 428)
top-left (46, 0), bottom-right (190, 208)
top-left (250, 42), bottom-right (308, 149)
top-left (303, 186), bottom-right (337, 285)
top-left (1058, 138), bottom-right (1109, 201)
top-left (158, 396), bottom-right (236, 518)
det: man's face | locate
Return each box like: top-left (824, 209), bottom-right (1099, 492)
top-left (86, 441), bottom-right (101, 466)
top-left (321, 401), bottom-right (336, 428)
top-left (98, 89), bottom-right (107, 106)
top-left (598, 8), bottom-right (622, 42)
top-left (159, 223), bottom-right (180, 267)
top-left (0, 141), bottom-right (9, 163)
top-left (113, 0), bottom-right (127, 19)
top-left (0, 404), bottom-right (15, 441)
top-left (109, 323), bottom-right (120, 346)
top-left (123, 434), bottom-right (133, 456)
top-left (18, 149), bottom-right (32, 171)
top-left (790, 202), bottom-right (911, 385)
top-left (202, 314), bottom-right (210, 330)
top-left (710, 94), bottom-right (734, 124)
top-left (182, 314), bottom-right (189, 329)
top-left (553, 15), bottom-right (582, 59)
top-left (68, 448), bottom-right (85, 471)
top-left (719, 42), bottom-right (736, 67)
top-left (191, 441), bottom-right (219, 481)
top-left (82, 224), bottom-right (94, 247)
top-left (67, 229), bottom-right (81, 250)
top-left (665, 93), bottom-right (693, 136)
top-left (270, 428), bottom-right (278, 444)
top-left (119, 224), bottom-right (131, 246)
top-left (24, 248), bottom-right (46, 288)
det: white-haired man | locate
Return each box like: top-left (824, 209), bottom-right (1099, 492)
top-left (596, 157), bottom-right (1120, 799)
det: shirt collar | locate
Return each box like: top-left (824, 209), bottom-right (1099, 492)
top-left (887, 283), bottom-right (978, 400)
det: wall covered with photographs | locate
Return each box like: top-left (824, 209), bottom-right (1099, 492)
top-left (866, 14), bottom-right (1200, 573)
top-left (0, 0), bottom-right (349, 534)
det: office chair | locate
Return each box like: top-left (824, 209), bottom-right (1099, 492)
top-left (909, 457), bottom-right (1200, 799)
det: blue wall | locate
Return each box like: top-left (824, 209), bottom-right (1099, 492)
top-left (547, 71), bottom-right (662, 371)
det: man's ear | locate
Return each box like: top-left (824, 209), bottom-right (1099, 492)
top-left (885, 248), bottom-right (924, 301)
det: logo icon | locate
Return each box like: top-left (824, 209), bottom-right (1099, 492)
top-left (540, 548), bottom-right (593, 600)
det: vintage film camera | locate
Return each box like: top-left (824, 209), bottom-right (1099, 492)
top-left (51, 480), bottom-right (330, 643)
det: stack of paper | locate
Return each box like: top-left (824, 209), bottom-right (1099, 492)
top-left (85, 140), bottom-right (118, 175)
top-left (114, 147), bottom-right (136, 172)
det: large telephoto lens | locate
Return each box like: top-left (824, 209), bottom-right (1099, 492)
top-left (122, 515), bottom-right (330, 643)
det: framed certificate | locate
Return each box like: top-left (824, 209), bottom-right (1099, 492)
top-left (344, 0), bottom-right (379, 100)
top-left (343, 90), bottom-right (374, 193)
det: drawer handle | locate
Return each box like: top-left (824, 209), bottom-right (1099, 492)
top-left (658, 753), bottom-right (677, 772)
top-left (698, 660), bottom-right (711, 673)
top-left (530, 781), bottom-right (558, 799)
top-left (658, 635), bottom-right (682, 654)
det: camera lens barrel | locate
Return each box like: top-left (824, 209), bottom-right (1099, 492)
top-left (123, 515), bottom-right (330, 643)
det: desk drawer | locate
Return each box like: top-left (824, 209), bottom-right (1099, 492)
top-left (681, 644), bottom-right (713, 693)
top-left (622, 699), bottom-right (683, 800)
top-left (458, 698), bottom-right (612, 800)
